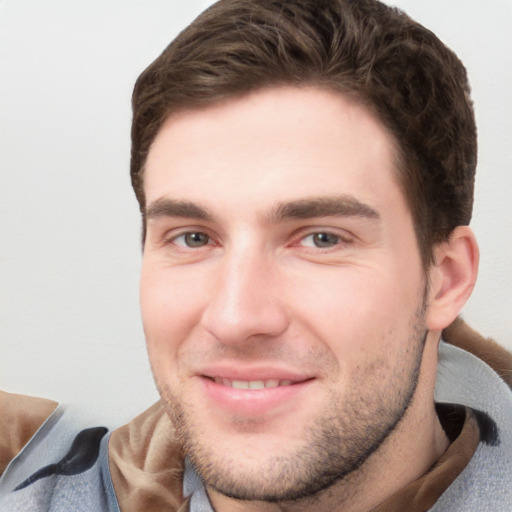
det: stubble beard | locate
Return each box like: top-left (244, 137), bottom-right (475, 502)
top-left (155, 302), bottom-right (428, 505)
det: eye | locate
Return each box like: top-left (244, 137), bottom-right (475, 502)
top-left (300, 232), bottom-right (344, 248)
top-left (173, 231), bottom-right (211, 248)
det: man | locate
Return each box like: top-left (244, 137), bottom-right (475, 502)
top-left (1, 0), bottom-right (511, 511)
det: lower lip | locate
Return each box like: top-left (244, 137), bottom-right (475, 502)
top-left (201, 377), bottom-right (314, 416)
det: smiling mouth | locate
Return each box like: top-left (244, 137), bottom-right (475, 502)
top-left (209, 377), bottom-right (297, 389)
top-left (201, 375), bottom-right (315, 415)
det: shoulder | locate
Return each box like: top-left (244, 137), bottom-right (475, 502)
top-left (0, 393), bottom-right (117, 511)
top-left (0, 394), bottom-right (187, 511)
top-left (442, 317), bottom-right (512, 388)
top-left (0, 391), bottom-right (58, 476)
top-left (434, 322), bottom-right (512, 511)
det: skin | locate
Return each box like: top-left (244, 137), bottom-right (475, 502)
top-left (140, 86), bottom-right (475, 511)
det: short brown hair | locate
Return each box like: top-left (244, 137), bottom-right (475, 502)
top-left (131, 0), bottom-right (476, 266)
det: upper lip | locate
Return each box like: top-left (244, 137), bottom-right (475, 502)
top-left (196, 364), bottom-right (314, 383)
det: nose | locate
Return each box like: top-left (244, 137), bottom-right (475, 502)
top-left (199, 249), bottom-right (289, 346)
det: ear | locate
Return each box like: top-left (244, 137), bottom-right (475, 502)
top-left (426, 226), bottom-right (479, 331)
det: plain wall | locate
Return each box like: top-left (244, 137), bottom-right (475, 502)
top-left (1, 0), bottom-right (511, 427)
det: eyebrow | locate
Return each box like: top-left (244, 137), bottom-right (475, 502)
top-left (145, 198), bottom-right (213, 222)
top-left (144, 195), bottom-right (380, 224)
top-left (268, 195), bottom-right (381, 223)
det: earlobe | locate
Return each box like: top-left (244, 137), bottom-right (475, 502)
top-left (426, 226), bottom-right (479, 331)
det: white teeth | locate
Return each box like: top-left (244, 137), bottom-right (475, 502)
top-left (232, 380), bottom-right (250, 389)
top-left (213, 378), bottom-right (295, 389)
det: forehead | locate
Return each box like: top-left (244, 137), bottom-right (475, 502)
top-left (143, 86), bottom-right (405, 219)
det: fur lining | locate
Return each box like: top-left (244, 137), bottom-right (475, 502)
top-left (108, 400), bottom-right (186, 512)
top-left (0, 391), bottom-right (58, 476)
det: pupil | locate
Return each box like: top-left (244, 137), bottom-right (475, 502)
top-left (314, 233), bottom-right (336, 247)
top-left (185, 232), bottom-right (208, 247)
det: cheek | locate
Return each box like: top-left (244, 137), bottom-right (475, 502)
top-left (139, 266), bottom-right (206, 369)
top-left (289, 265), bottom-right (422, 365)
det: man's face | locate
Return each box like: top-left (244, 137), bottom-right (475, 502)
top-left (140, 87), bottom-right (429, 501)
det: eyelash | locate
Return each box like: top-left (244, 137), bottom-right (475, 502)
top-left (163, 228), bottom-right (352, 252)
top-left (165, 230), bottom-right (214, 248)
top-left (297, 231), bottom-right (349, 249)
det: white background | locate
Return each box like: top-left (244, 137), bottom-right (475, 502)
top-left (1, 0), bottom-right (511, 427)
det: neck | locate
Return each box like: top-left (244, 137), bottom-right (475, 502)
top-left (208, 335), bottom-right (448, 512)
